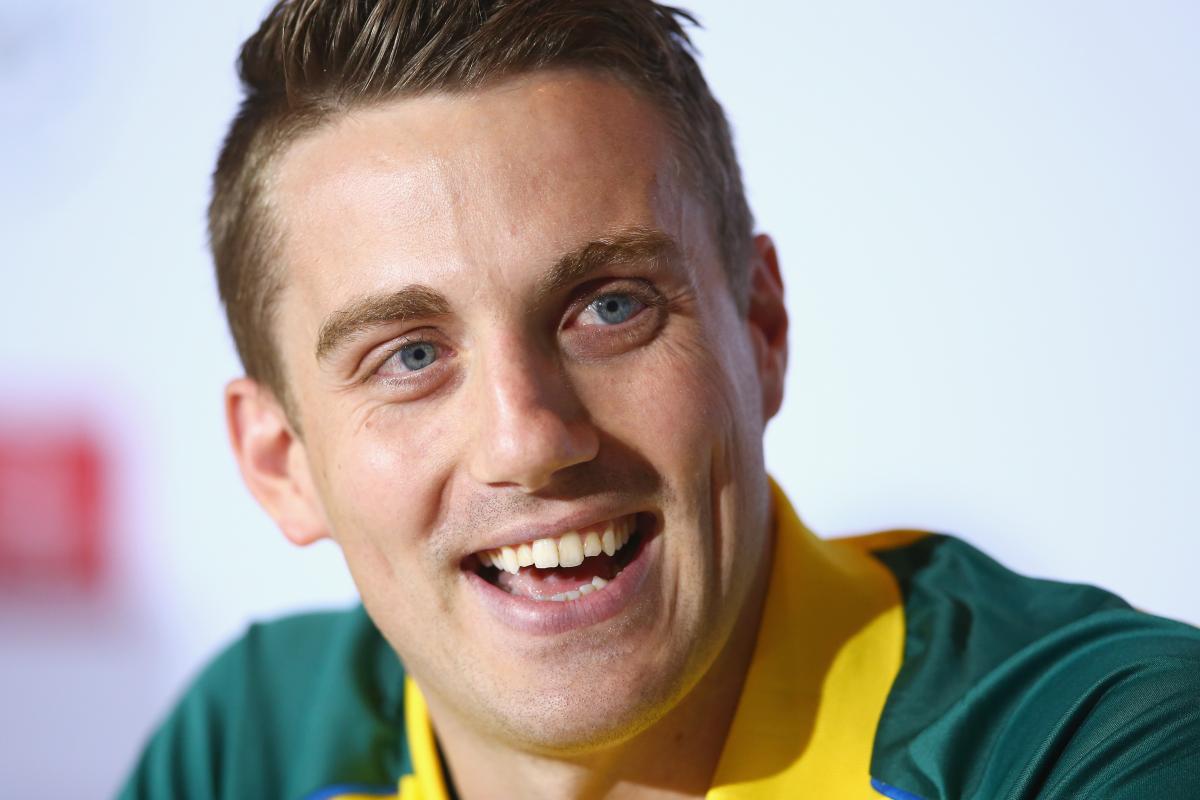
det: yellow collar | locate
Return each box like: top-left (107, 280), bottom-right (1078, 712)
top-left (707, 482), bottom-right (912, 798)
top-left (399, 483), bottom-right (912, 799)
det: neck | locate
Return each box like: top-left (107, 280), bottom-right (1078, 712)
top-left (424, 555), bottom-right (772, 800)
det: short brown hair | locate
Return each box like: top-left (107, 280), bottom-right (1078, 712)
top-left (211, 0), bottom-right (754, 408)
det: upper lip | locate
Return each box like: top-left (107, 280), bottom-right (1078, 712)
top-left (462, 505), bottom-right (641, 559)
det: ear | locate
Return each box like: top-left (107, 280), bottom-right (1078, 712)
top-left (745, 233), bottom-right (789, 422)
top-left (225, 377), bottom-right (330, 546)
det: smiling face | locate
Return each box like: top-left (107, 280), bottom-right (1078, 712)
top-left (234, 70), bottom-right (786, 752)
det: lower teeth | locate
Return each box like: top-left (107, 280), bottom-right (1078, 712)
top-left (521, 574), bottom-right (610, 602)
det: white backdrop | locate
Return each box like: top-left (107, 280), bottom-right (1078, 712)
top-left (1, 1), bottom-right (1196, 796)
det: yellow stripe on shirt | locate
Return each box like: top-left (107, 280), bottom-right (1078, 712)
top-left (708, 483), bottom-right (918, 798)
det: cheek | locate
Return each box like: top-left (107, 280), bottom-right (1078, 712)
top-left (312, 403), bottom-right (461, 571)
top-left (582, 333), bottom-right (726, 461)
top-left (630, 315), bottom-right (762, 467)
top-left (576, 313), bottom-right (764, 537)
top-left (625, 310), bottom-right (768, 566)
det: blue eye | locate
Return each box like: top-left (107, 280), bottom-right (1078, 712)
top-left (398, 341), bottom-right (437, 370)
top-left (589, 293), bottom-right (640, 325)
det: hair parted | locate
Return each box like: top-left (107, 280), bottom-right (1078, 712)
top-left (211, 0), bottom-right (754, 408)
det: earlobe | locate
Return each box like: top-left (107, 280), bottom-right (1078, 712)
top-left (745, 233), bottom-right (789, 422)
top-left (225, 377), bottom-right (330, 546)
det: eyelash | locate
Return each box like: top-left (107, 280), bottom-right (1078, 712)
top-left (567, 280), bottom-right (664, 328)
top-left (366, 280), bottom-right (666, 386)
top-left (367, 330), bottom-right (451, 386)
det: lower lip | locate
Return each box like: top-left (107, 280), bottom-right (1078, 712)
top-left (464, 525), bottom-right (658, 636)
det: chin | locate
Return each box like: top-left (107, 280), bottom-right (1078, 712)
top-left (481, 619), bottom-right (719, 756)
top-left (480, 669), bottom-right (688, 756)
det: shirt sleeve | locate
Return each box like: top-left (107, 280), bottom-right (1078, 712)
top-left (969, 615), bottom-right (1200, 799)
top-left (114, 635), bottom-right (252, 800)
top-left (1036, 646), bottom-right (1200, 798)
top-left (113, 607), bottom-right (405, 800)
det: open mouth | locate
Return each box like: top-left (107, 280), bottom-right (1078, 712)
top-left (468, 512), bottom-right (651, 602)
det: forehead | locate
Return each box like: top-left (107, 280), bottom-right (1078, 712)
top-left (270, 71), bottom-right (695, 329)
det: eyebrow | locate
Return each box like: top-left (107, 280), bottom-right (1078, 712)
top-left (532, 226), bottom-right (680, 305)
top-left (314, 225), bottom-right (680, 363)
top-left (316, 284), bottom-right (450, 362)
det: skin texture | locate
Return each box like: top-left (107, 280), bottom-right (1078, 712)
top-left (226, 71), bottom-right (789, 799)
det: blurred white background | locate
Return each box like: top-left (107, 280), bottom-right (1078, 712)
top-left (1, 1), bottom-right (1196, 796)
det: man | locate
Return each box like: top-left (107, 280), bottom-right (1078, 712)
top-left (120, 1), bottom-right (1200, 798)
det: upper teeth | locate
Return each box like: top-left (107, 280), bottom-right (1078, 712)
top-left (479, 516), bottom-right (635, 574)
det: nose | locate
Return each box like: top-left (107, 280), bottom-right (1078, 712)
top-left (467, 338), bottom-right (599, 492)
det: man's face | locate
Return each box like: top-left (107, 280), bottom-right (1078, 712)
top-left (265, 71), bottom-right (780, 750)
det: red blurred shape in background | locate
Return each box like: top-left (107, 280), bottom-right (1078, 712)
top-left (0, 426), bottom-right (106, 587)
